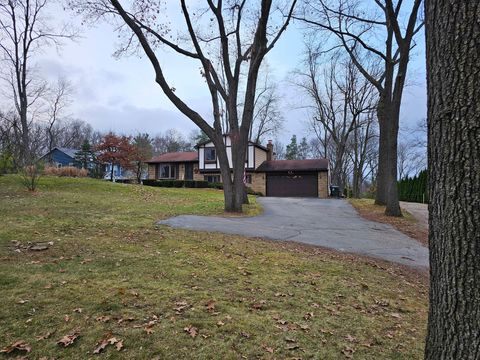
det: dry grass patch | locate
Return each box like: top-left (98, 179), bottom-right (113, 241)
top-left (349, 198), bottom-right (428, 246)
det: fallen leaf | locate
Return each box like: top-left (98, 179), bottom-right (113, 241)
top-left (93, 339), bottom-right (109, 354)
top-left (16, 299), bottom-right (28, 304)
top-left (217, 321), bottom-right (225, 327)
top-left (115, 340), bottom-right (124, 351)
top-left (263, 345), bottom-right (274, 354)
top-left (0, 340), bottom-right (31, 354)
top-left (95, 315), bottom-right (111, 323)
top-left (93, 336), bottom-right (122, 354)
top-left (73, 308), bottom-right (83, 313)
top-left (184, 325), bottom-right (198, 338)
top-left (345, 334), bottom-right (356, 342)
top-left (285, 337), bottom-right (297, 343)
top-left (174, 301), bottom-right (190, 314)
top-left (64, 315), bottom-right (70, 322)
top-left (286, 344), bottom-right (300, 350)
top-left (341, 346), bottom-right (355, 358)
top-left (144, 326), bottom-right (154, 334)
top-left (117, 316), bottom-right (135, 324)
top-left (57, 332), bottom-right (79, 347)
top-left (205, 300), bottom-right (216, 312)
top-left (36, 331), bottom-right (54, 341)
top-left (304, 312), bottom-right (314, 320)
top-left (390, 312), bottom-right (402, 319)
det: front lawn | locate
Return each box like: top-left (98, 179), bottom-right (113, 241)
top-left (0, 176), bottom-right (428, 359)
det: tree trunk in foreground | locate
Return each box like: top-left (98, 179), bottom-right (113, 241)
top-left (424, 1), bottom-right (480, 359)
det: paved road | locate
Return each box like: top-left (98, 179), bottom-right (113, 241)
top-left (159, 198), bottom-right (429, 268)
top-left (401, 201), bottom-right (429, 229)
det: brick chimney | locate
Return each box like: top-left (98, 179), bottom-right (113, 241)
top-left (267, 140), bottom-right (273, 161)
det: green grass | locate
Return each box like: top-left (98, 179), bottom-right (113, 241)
top-left (0, 176), bottom-right (428, 359)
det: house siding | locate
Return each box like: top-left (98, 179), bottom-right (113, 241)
top-left (318, 171), bottom-right (329, 198)
top-left (254, 147), bottom-right (267, 169)
top-left (148, 164), bottom-right (156, 179)
top-left (193, 163), bottom-right (203, 181)
top-left (250, 172), bottom-right (266, 195)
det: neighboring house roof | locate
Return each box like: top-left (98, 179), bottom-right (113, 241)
top-left (256, 159), bottom-right (329, 172)
top-left (40, 147), bottom-right (79, 160)
top-left (147, 151), bottom-right (198, 163)
top-left (56, 147), bottom-right (79, 158)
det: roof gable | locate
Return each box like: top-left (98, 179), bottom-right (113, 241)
top-left (195, 134), bottom-right (268, 151)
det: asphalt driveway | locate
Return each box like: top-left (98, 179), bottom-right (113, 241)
top-left (159, 197), bottom-right (429, 268)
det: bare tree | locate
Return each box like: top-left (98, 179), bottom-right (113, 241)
top-left (249, 65), bottom-right (284, 143)
top-left (425, 1), bottom-right (480, 358)
top-left (0, 0), bottom-right (75, 165)
top-left (71, 0), bottom-right (296, 212)
top-left (348, 110), bottom-right (377, 198)
top-left (296, 0), bottom-right (423, 216)
top-left (152, 129), bottom-right (193, 155)
top-left (273, 139), bottom-right (285, 160)
top-left (44, 78), bottom-right (72, 156)
top-left (295, 48), bottom-right (376, 194)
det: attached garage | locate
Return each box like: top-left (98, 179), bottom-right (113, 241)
top-left (266, 173), bottom-right (318, 197)
top-left (256, 159), bottom-right (330, 198)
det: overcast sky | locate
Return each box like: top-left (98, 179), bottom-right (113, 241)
top-left (37, 2), bottom-right (427, 145)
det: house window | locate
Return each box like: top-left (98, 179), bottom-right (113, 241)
top-left (204, 147), bottom-right (216, 162)
top-left (204, 175), bottom-right (221, 183)
top-left (159, 164), bottom-right (176, 179)
top-left (245, 174), bottom-right (252, 184)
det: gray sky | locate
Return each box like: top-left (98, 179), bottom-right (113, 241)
top-left (38, 2), bottom-right (427, 144)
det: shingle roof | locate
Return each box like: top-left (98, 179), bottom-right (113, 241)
top-left (147, 152), bottom-right (198, 163)
top-left (56, 147), bottom-right (79, 158)
top-left (256, 159), bottom-right (329, 172)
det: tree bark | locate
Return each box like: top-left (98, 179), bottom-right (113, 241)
top-left (384, 109), bottom-right (402, 216)
top-left (375, 106), bottom-right (387, 205)
top-left (424, 1), bottom-right (480, 359)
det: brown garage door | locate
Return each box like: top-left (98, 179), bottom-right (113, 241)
top-left (266, 173), bottom-right (318, 197)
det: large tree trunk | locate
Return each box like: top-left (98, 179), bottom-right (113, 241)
top-left (19, 106), bottom-right (30, 166)
top-left (375, 101), bottom-right (388, 205)
top-left (376, 96), bottom-right (402, 216)
top-left (424, 1), bottom-right (480, 359)
top-left (384, 110), bottom-right (402, 216)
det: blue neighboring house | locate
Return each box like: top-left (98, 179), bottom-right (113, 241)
top-left (41, 147), bottom-right (141, 181)
top-left (40, 147), bottom-right (80, 167)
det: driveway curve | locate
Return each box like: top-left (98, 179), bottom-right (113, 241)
top-left (159, 197), bottom-right (429, 268)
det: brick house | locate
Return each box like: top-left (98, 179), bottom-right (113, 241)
top-left (146, 135), bottom-right (330, 198)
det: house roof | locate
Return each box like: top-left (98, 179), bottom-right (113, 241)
top-left (40, 147), bottom-right (79, 160)
top-left (56, 147), bottom-right (79, 158)
top-left (146, 151), bottom-right (198, 163)
top-left (256, 159), bottom-right (329, 172)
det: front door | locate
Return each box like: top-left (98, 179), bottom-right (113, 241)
top-left (185, 163), bottom-right (194, 180)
